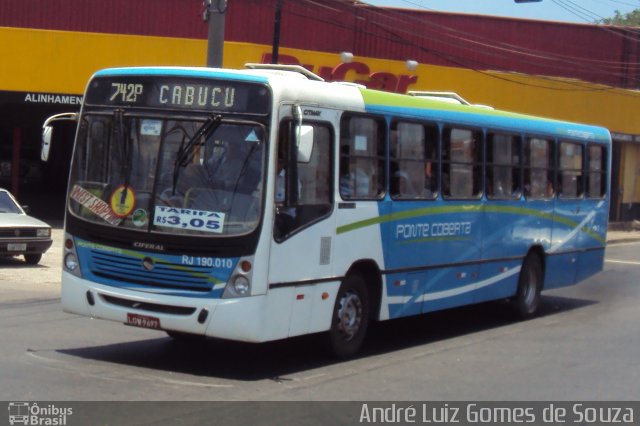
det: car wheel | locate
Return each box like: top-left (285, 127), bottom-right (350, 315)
top-left (24, 253), bottom-right (42, 265)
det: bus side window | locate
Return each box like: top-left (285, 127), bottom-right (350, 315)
top-left (587, 144), bottom-right (607, 198)
top-left (524, 137), bottom-right (554, 199)
top-left (390, 121), bottom-right (438, 199)
top-left (558, 141), bottom-right (584, 199)
top-left (275, 120), bottom-right (333, 241)
top-left (339, 115), bottom-right (385, 200)
top-left (442, 127), bottom-right (482, 199)
top-left (486, 132), bottom-right (522, 199)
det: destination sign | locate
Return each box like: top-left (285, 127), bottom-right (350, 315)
top-left (85, 76), bottom-right (271, 114)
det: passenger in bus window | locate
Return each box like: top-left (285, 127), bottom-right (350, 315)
top-left (546, 179), bottom-right (555, 198)
top-left (275, 156), bottom-right (302, 203)
top-left (274, 156), bottom-right (295, 239)
top-left (339, 145), bottom-right (352, 197)
top-left (275, 158), bottom-right (286, 203)
top-left (424, 161), bottom-right (435, 196)
top-left (217, 142), bottom-right (244, 187)
top-left (393, 169), bottom-right (413, 197)
top-left (340, 165), bottom-right (371, 198)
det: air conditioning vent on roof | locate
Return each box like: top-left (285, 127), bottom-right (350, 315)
top-left (408, 91), bottom-right (494, 109)
top-left (332, 81), bottom-right (367, 89)
top-left (244, 63), bottom-right (324, 81)
top-left (408, 91), bottom-right (470, 105)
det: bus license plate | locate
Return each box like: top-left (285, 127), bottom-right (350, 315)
top-left (7, 243), bottom-right (27, 251)
top-left (126, 313), bottom-right (161, 330)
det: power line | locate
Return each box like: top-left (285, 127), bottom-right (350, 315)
top-left (350, 1), bottom-right (640, 78)
top-left (552, 0), bottom-right (606, 21)
top-left (552, 0), bottom-right (640, 38)
top-left (588, 0), bottom-right (640, 10)
top-left (356, 0), bottom-right (640, 68)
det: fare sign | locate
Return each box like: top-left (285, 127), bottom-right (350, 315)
top-left (85, 76), bottom-right (271, 114)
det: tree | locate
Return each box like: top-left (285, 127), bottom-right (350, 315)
top-left (597, 9), bottom-right (640, 26)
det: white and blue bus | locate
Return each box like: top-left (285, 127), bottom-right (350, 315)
top-left (45, 64), bottom-right (610, 357)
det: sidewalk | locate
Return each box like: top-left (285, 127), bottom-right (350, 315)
top-left (607, 229), bottom-right (640, 244)
top-left (607, 221), bottom-right (640, 244)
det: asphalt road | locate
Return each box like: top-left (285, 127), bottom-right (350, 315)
top-left (1, 230), bottom-right (639, 402)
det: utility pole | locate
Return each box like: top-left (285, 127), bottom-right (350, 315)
top-left (203, 0), bottom-right (228, 67)
top-left (271, 0), bottom-right (283, 64)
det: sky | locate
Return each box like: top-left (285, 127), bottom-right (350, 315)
top-left (362, 0), bottom-right (640, 24)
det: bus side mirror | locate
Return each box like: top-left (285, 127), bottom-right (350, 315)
top-left (41, 126), bottom-right (53, 162)
top-left (41, 112), bottom-right (79, 162)
top-left (296, 125), bottom-right (314, 163)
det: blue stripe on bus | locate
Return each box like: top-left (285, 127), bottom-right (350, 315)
top-left (94, 67), bottom-right (270, 84)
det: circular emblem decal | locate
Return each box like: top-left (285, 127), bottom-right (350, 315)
top-left (132, 208), bottom-right (148, 227)
top-left (110, 185), bottom-right (136, 218)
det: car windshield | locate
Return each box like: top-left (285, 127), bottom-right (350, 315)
top-left (0, 191), bottom-right (22, 214)
top-left (68, 114), bottom-right (266, 236)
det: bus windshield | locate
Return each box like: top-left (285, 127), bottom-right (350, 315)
top-left (68, 113), bottom-right (265, 236)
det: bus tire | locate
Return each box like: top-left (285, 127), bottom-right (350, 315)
top-left (166, 330), bottom-right (205, 342)
top-left (328, 273), bottom-right (370, 358)
top-left (513, 254), bottom-right (543, 320)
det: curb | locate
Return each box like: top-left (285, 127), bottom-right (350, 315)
top-left (607, 238), bottom-right (640, 245)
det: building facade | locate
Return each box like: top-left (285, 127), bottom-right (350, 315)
top-left (1, 0), bottom-right (639, 221)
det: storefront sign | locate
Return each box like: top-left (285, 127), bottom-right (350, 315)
top-left (0, 90), bottom-right (82, 106)
top-left (24, 92), bottom-right (82, 105)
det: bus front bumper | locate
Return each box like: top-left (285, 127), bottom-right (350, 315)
top-left (61, 271), bottom-right (270, 343)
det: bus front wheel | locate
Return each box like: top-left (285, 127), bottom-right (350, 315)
top-left (513, 254), bottom-right (543, 319)
top-left (328, 273), bottom-right (370, 358)
top-left (166, 330), bottom-right (205, 342)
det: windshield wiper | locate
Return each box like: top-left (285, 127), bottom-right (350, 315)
top-left (172, 114), bottom-right (222, 195)
top-left (229, 140), bottom-right (261, 195)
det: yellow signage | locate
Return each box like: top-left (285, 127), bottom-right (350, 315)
top-left (110, 185), bottom-right (136, 218)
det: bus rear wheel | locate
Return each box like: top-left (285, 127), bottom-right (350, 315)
top-left (513, 253), bottom-right (543, 319)
top-left (328, 273), bottom-right (370, 358)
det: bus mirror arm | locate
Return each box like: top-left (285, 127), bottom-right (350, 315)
top-left (41, 112), bottom-right (78, 162)
top-left (292, 105), bottom-right (314, 163)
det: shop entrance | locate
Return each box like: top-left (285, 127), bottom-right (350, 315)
top-left (0, 92), bottom-right (79, 222)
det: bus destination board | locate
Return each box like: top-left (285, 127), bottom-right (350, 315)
top-left (85, 76), bottom-right (271, 114)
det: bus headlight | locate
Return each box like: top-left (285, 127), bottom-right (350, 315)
top-left (233, 275), bottom-right (251, 295)
top-left (223, 275), bottom-right (251, 298)
top-left (222, 256), bottom-right (254, 298)
top-left (63, 233), bottom-right (82, 278)
top-left (65, 253), bottom-right (79, 271)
